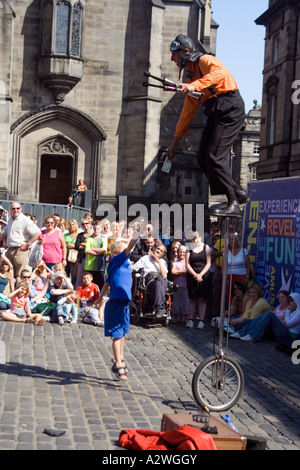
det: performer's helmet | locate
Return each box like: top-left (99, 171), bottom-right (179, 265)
top-left (170, 34), bottom-right (196, 68)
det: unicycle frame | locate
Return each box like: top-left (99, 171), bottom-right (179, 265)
top-left (216, 217), bottom-right (231, 358)
top-left (192, 216), bottom-right (244, 411)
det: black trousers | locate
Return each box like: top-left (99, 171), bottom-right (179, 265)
top-left (146, 274), bottom-right (167, 309)
top-left (197, 90), bottom-right (245, 199)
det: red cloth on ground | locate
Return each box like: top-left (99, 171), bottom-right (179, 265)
top-left (119, 425), bottom-right (217, 450)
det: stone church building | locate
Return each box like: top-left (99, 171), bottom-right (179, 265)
top-left (0, 0), bottom-right (218, 216)
top-left (255, 0), bottom-right (300, 180)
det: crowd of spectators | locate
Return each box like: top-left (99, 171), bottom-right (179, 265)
top-left (0, 202), bottom-right (299, 356)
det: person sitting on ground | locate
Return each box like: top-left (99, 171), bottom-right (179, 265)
top-left (230, 283), bottom-right (271, 331)
top-left (0, 254), bottom-right (14, 295)
top-left (52, 263), bottom-right (73, 286)
top-left (231, 292), bottom-right (300, 343)
top-left (77, 271), bottom-right (100, 307)
top-left (48, 272), bottom-right (74, 322)
top-left (230, 290), bottom-right (289, 340)
top-left (17, 268), bottom-right (38, 309)
top-left (272, 290), bottom-right (291, 321)
top-left (229, 282), bottom-right (248, 320)
top-left (30, 260), bottom-right (53, 306)
top-left (55, 290), bottom-right (79, 325)
top-left (1, 281), bottom-right (45, 325)
top-left (0, 254), bottom-right (14, 311)
top-left (77, 272), bottom-right (104, 326)
top-left (132, 242), bottom-right (169, 318)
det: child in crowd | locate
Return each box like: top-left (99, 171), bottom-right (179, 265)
top-left (77, 271), bottom-right (104, 326)
top-left (97, 227), bottom-right (140, 381)
top-left (52, 263), bottom-right (74, 289)
top-left (171, 245), bottom-right (189, 324)
top-left (1, 281), bottom-right (46, 324)
top-left (31, 260), bottom-right (52, 305)
top-left (78, 271), bottom-right (100, 307)
top-left (55, 291), bottom-right (79, 325)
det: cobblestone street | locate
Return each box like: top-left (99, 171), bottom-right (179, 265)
top-left (0, 319), bottom-right (299, 450)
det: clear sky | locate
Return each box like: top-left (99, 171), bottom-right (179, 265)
top-left (212, 0), bottom-right (269, 113)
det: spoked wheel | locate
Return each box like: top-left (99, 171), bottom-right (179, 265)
top-left (192, 355), bottom-right (244, 412)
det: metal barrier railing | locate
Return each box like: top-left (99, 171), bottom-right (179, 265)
top-left (0, 200), bottom-right (90, 227)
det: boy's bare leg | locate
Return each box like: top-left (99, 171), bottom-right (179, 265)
top-left (112, 336), bottom-right (127, 380)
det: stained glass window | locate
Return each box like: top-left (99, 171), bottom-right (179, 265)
top-left (55, 1), bottom-right (70, 56)
top-left (71, 3), bottom-right (82, 58)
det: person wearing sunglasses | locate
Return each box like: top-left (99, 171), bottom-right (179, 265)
top-left (0, 203), bottom-right (41, 280)
top-left (167, 34), bottom-right (248, 218)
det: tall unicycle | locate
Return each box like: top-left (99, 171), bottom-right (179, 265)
top-left (192, 215), bottom-right (245, 412)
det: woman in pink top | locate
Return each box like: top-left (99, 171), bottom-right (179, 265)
top-left (40, 216), bottom-right (67, 271)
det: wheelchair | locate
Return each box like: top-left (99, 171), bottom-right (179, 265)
top-left (129, 270), bottom-right (175, 327)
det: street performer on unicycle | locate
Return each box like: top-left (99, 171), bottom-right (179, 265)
top-left (165, 34), bottom-right (247, 411)
top-left (167, 34), bottom-right (248, 218)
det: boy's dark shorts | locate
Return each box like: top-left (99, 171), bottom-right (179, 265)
top-left (104, 299), bottom-right (130, 338)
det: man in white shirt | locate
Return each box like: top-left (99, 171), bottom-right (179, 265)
top-left (0, 203), bottom-right (41, 279)
top-left (132, 244), bottom-right (168, 317)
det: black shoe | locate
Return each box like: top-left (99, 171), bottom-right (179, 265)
top-left (235, 188), bottom-right (250, 204)
top-left (206, 201), bottom-right (242, 218)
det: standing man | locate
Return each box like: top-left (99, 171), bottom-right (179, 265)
top-left (0, 203), bottom-right (41, 279)
top-left (167, 34), bottom-right (248, 218)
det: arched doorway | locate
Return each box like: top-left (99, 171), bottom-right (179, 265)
top-left (38, 137), bottom-right (76, 205)
top-left (10, 105), bottom-right (107, 203)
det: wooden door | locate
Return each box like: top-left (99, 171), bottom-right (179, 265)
top-left (39, 154), bottom-right (73, 204)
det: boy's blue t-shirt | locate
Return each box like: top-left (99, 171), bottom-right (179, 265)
top-left (106, 250), bottom-right (132, 301)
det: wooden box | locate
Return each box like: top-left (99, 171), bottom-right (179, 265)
top-left (161, 413), bottom-right (247, 451)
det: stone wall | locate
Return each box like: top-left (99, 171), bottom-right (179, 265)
top-left (0, 0), bottom-right (216, 216)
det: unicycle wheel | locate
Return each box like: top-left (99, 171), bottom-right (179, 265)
top-left (192, 355), bottom-right (244, 412)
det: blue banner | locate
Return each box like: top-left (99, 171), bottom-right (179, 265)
top-left (243, 177), bottom-right (300, 307)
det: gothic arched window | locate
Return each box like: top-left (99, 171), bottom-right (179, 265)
top-left (41, 0), bottom-right (83, 59)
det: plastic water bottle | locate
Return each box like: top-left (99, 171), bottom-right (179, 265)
top-left (224, 414), bottom-right (239, 433)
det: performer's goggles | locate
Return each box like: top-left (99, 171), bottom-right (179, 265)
top-left (170, 40), bottom-right (182, 52)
